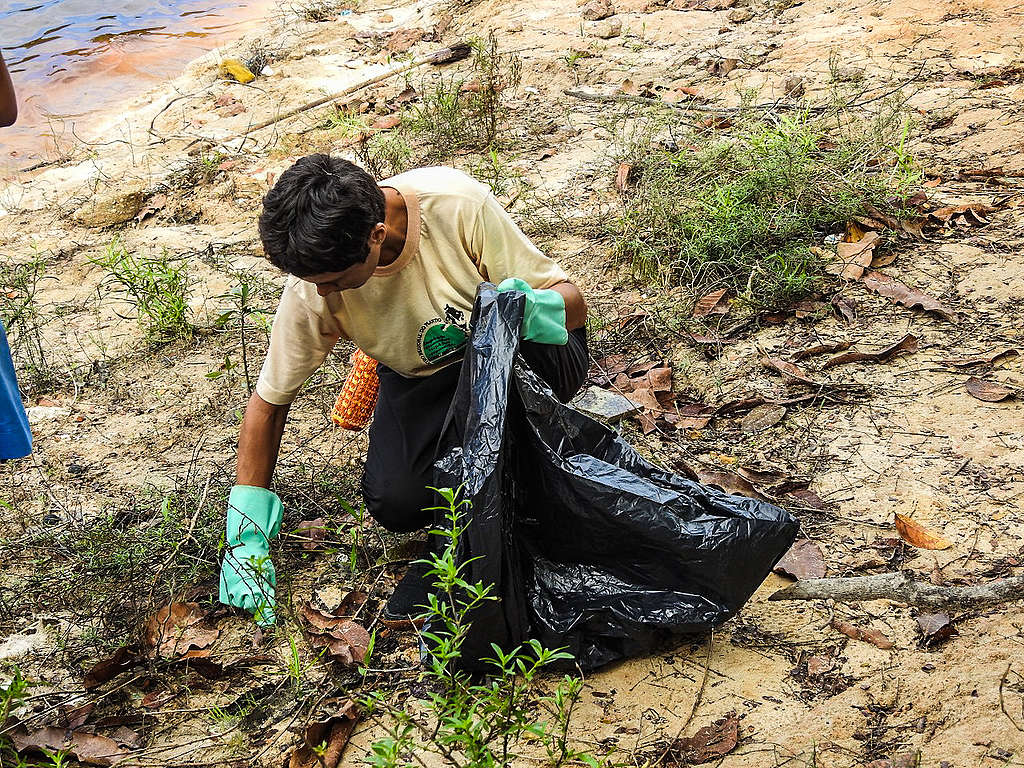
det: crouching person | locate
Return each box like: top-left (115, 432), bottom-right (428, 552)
top-left (219, 157), bottom-right (587, 626)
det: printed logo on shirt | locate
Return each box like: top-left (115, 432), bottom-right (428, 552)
top-left (416, 305), bottom-right (469, 365)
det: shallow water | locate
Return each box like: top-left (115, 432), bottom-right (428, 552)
top-left (0, 0), bottom-right (272, 168)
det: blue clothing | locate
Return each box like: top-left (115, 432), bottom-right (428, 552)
top-left (0, 320), bottom-right (31, 459)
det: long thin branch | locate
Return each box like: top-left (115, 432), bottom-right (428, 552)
top-left (769, 571), bottom-right (1024, 610)
top-left (182, 42), bottom-right (471, 152)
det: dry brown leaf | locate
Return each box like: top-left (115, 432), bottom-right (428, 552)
top-left (693, 288), bottom-right (729, 317)
top-left (833, 296), bottom-right (858, 323)
top-left (697, 470), bottom-right (765, 500)
top-left (615, 161), bottom-right (633, 192)
top-left (894, 513), bottom-right (952, 550)
top-left (370, 115), bottom-right (401, 131)
top-left (83, 645), bottom-right (141, 689)
top-left (830, 618), bottom-right (894, 650)
top-left (783, 487), bottom-right (831, 512)
top-left (145, 603), bottom-right (218, 659)
top-left (942, 349), bottom-right (1018, 367)
top-left (929, 201), bottom-right (997, 224)
top-left (296, 518), bottom-right (328, 551)
top-left (289, 700), bottom-right (360, 768)
top-left (834, 230), bottom-right (881, 280)
top-left (670, 712), bottom-right (739, 765)
top-left (791, 341), bottom-right (852, 360)
top-left (821, 333), bottom-right (919, 369)
top-left (741, 404), bottom-right (787, 433)
top-left (299, 603), bottom-right (371, 665)
top-left (762, 357), bottom-right (821, 386)
top-left (917, 612), bottom-right (956, 647)
top-left (773, 539), bottom-right (826, 579)
top-left (387, 28), bottom-right (425, 53)
top-left (9, 726), bottom-right (132, 766)
top-left (964, 376), bottom-right (1016, 402)
top-left (859, 270), bottom-right (957, 322)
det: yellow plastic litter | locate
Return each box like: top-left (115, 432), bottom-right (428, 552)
top-left (220, 58), bottom-right (256, 84)
top-left (331, 349), bottom-right (380, 431)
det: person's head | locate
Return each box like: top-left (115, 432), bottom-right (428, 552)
top-left (258, 155), bottom-right (386, 294)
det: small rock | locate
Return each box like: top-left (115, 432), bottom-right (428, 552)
top-left (727, 8), bottom-right (754, 21)
top-left (582, 0), bottom-right (615, 21)
top-left (591, 17), bottom-right (622, 38)
top-left (212, 178), bottom-right (236, 199)
top-left (0, 622), bottom-right (48, 661)
top-left (377, 13), bottom-right (393, 22)
top-left (573, 386), bottom-right (640, 422)
top-left (72, 182), bottom-right (147, 228)
top-left (26, 406), bottom-right (72, 424)
top-left (832, 65), bottom-right (865, 83)
top-left (784, 76), bottom-right (805, 97)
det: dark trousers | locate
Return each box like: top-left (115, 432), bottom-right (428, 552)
top-left (361, 329), bottom-right (589, 532)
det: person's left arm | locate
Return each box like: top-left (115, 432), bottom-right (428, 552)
top-left (470, 189), bottom-right (587, 331)
top-left (547, 281), bottom-right (586, 331)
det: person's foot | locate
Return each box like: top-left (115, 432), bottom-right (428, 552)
top-left (381, 560), bottom-right (434, 629)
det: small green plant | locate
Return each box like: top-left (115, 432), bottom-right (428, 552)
top-left (213, 270), bottom-right (270, 392)
top-left (1, 666), bottom-right (31, 765)
top-left (361, 487), bottom-right (602, 767)
top-left (93, 238), bottom-right (193, 342)
top-left (608, 97), bottom-right (921, 307)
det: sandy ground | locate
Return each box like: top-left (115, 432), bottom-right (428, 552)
top-left (2, 0), bottom-right (1024, 765)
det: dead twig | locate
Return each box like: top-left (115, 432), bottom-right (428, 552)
top-left (999, 663), bottom-right (1024, 732)
top-left (769, 570), bottom-right (1024, 610)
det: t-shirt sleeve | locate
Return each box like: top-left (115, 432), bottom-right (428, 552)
top-left (255, 278), bottom-right (342, 405)
top-left (469, 190), bottom-right (570, 289)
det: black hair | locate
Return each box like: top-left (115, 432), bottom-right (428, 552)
top-left (257, 154), bottom-right (386, 277)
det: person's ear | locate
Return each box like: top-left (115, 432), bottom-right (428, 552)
top-left (370, 222), bottom-right (387, 245)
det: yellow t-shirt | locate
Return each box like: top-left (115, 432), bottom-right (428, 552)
top-left (255, 166), bottom-right (570, 405)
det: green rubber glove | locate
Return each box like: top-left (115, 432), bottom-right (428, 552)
top-left (218, 485), bottom-right (283, 626)
top-left (495, 278), bottom-right (568, 345)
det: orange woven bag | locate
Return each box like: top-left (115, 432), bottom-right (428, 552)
top-left (331, 349), bottom-right (380, 430)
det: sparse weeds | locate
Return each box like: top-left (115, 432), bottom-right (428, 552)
top-left (0, 482), bottom-right (225, 652)
top-left (361, 487), bottom-right (604, 767)
top-left (355, 32), bottom-right (522, 181)
top-left (0, 254), bottom-right (62, 395)
top-left (408, 32), bottom-right (522, 159)
top-left (93, 238), bottom-right (193, 342)
top-left (607, 96), bottom-right (922, 308)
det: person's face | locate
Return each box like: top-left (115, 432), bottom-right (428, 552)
top-left (300, 223), bottom-right (385, 296)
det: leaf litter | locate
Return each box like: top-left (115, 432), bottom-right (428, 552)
top-left (665, 711), bottom-right (740, 765)
top-left (894, 513), bottom-right (952, 550)
top-left (964, 376), bottom-right (1017, 402)
top-left (821, 333), bottom-right (919, 369)
top-left (858, 271), bottom-right (957, 321)
top-left (773, 539), bottom-right (827, 579)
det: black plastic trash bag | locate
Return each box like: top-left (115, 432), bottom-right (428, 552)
top-left (435, 285), bottom-right (800, 671)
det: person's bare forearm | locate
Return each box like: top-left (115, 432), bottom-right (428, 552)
top-left (551, 281), bottom-right (587, 331)
top-left (0, 52), bottom-right (17, 127)
top-left (236, 391), bottom-right (290, 488)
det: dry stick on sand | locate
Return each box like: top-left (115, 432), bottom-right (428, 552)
top-left (769, 570), bottom-right (1024, 610)
top-left (182, 42), bottom-right (472, 152)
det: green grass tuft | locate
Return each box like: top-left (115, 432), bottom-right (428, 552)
top-left (609, 100), bottom-right (922, 307)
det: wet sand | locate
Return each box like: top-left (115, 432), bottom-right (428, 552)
top-left (1, 0), bottom-right (276, 170)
